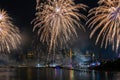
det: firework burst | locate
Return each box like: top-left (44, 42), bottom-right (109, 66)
top-left (87, 0), bottom-right (120, 52)
top-left (0, 9), bottom-right (21, 53)
top-left (32, 0), bottom-right (87, 54)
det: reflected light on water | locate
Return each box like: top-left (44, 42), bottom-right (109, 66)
top-left (92, 70), bottom-right (95, 80)
top-left (113, 72), bottom-right (120, 80)
top-left (37, 68), bottom-right (40, 80)
top-left (0, 68), bottom-right (16, 80)
top-left (0, 68), bottom-right (120, 80)
top-left (54, 68), bottom-right (63, 80)
top-left (70, 70), bottom-right (74, 80)
top-left (27, 68), bottom-right (32, 80)
top-left (105, 72), bottom-right (108, 80)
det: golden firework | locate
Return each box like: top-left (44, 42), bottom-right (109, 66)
top-left (0, 9), bottom-right (21, 53)
top-left (32, 0), bottom-right (87, 54)
top-left (87, 0), bottom-right (120, 52)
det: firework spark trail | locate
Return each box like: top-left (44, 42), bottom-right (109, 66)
top-left (87, 0), bottom-right (120, 52)
top-left (0, 9), bottom-right (21, 53)
top-left (32, 0), bottom-right (87, 55)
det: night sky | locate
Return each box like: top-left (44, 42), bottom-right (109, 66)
top-left (0, 0), bottom-right (118, 59)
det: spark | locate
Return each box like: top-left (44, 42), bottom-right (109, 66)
top-left (0, 14), bottom-right (3, 21)
top-left (55, 7), bottom-right (60, 12)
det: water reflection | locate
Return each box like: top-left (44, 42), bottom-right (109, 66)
top-left (37, 68), bottom-right (40, 80)
top-left (54, 68), bottom-right (62, 80)
top-left (69, 70), bottom-right (74, 80)
top-left (0, 68), bottom-right (16, 80)
top-left (0, 67), bottom-right (120, 80)
top-left (113, 72), bottom-right (120, 80)
top-left (92, 70), bottom-right (95, 80)
top-left (105, 72), bottom-right (108, 80)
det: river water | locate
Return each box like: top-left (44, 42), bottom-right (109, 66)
top-left (0, 67), bottom-right (120, 80)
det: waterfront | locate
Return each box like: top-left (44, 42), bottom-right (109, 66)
top-left (0, 67), bottom-right (120, 80)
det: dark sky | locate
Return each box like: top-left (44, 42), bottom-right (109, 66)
top-left (0, 0), bottom-right (35, 28)
top-left (0, 0), bottom-right (118, 59)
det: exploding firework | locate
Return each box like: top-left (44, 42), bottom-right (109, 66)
top-left (32, 0), bottom-right (87, 54)
top-left (0, 9), bottom-right (21, 53)
top-left (86, 0), bottom-right (120, 52)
